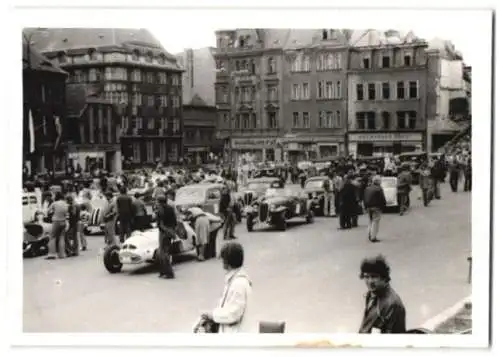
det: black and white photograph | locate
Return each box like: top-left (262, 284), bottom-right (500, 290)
top-left (2, 1), bottom-right (494, 352)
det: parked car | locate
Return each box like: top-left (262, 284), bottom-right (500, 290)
top-left (175, 183), bottom-right (224, 215)
top-left (303, 176), bottom-right (332, 216)
top-left (380, 176), bottom-right (399, 211)
top-left (236, 177), bottom-right (283, 217)
top-left (102, 211), bottom-right (222, 273)
top-left (246, 186), bottom-right (314, 232)
top-left (23, 214), bottom-right (51, 258)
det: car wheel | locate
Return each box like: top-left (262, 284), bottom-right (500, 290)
top-left (246, 216), bottom-right (254, 232)
top-left (83, 227), bottom-right (91, 235)
top-left (103, 245), bottom-right (122, 273)
top-left (276, 213), bottom-right (287, 231)
top-left (306, 209), bottom-right (314, 224)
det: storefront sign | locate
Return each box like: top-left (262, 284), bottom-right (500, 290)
top-left (349, 132), bottom-right (423, 142)
top-left (232, 138), bottom-right (276, 149)
top-left (187, 147), bottom-right (209, 153)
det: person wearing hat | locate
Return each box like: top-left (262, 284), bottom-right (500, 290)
top-left (156, 195), bottom-right (176, 279)
top-left (363, 175), bottom-right (386, 243)
top-left (396, 163), bottom-right (412, 215)
top-left (338, 173), bottom-right (358, 229)
top-left (358, 255), bottom-right (406, 333)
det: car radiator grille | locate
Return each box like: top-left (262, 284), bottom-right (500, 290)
top-left (244, 192), bottom-right (253, 206)
top-left (259, 203), bottom-right (268, 222)
top-left (90, 208), bottom-right (101, 226)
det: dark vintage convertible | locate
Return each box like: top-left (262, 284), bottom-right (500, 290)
top-left (246, 187), bottom-right (314, 232)
top-left (236, 177), bottom-right (284, 216)
top-left (303, 176), bottom-right (333, 216)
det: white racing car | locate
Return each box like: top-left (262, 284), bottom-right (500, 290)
top-left (380, 176), bottom-right (399, 210)
top-left (103, 211), bottom-right (223, 273)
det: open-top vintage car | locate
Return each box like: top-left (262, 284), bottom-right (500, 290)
top-left (103, 211), bottom-right (223, 273)
top-left (236, 177), bottom-right (283, 217)
top-left (246, 186), bottom-right (314, 232)
top-left (303, 176), bottom-right (332, 216)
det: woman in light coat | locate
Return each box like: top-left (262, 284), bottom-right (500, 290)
top-left (201, 242), bottom-right (253, 333)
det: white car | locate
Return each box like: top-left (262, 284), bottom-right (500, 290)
top-left (103, 212), bottom-right (222, 273)
top-left (380, 176), bottom-right (399, 208)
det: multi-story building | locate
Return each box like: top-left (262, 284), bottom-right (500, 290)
top-left (346, 30), bottom-right (429, 157)
top-left (29, 28), bottom-right (183, 169)
top-left (23, 34), bottom-right (68, 175)
top-left (65, 85), bottom-right (122, 172)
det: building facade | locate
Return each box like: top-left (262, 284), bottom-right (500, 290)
top-left (30, 28), bottom-right (183, 170)
top-left (65, 85), bottom-right (122, 172)
top-left (23, 36), bottom-right (68, 175)
top-left (182, 95), bottom-right (219, 165)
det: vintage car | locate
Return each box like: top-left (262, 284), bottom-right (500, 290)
top-left (246, 186), bottom-right (314, 232)
top-left (103, 212), bottom-right (223, 273)
top-left (236, 177), bottom-right (283, 217)
top-left (174, 183), bottom-right (224, 215)
top-left (22, 192), bottom-right (41, 224)
top-left (303, 176), bottom-right (333, 216)
top-left (83, 194), bottom-right (110, 235)
top-left (380, 176), bottom-right (399, 210)
top-left (23, 213), bottom-right (51, 258)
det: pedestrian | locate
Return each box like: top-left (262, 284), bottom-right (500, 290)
top-left (419, 162), bottom-right (433, 207)
top-left (45, 191), bottom-right (69, 260)
top-left (116, 186), bottom-right (134, 243)
top-left (132, 192), bottom-right (148, 231)
top-left (198, 241), bottom-right (252, 333)
top-left (65, 194), bottom-right (81, 256)
top-left (156, 195), bottom-right (176, 279)
top-left (358, 255), bottom-right (406, 334)
top-left (463, 157), bottom-right (472, 192)
top-left (220, 184), bottom-right (236, 240)
top-left (430, 158), bottom-right (442, 200)
top-left (363, 175), bottom-right (386, 243)
top-left (338, 173), bottom-right (358, 229)
top-left (187, 207), bottom-right (210, 261)
top-left (78, 204), bottom-right (89, 251)
top-left (332, 171), bottom-right (343, 217)
top-left (396, 164), bottom-right (412, 215)
top-left (102, 191), bottom-right (117, 246)
top-left (448, 158), bottom-right (461, 193)
top-left (323, 176), bottom-right (334, 217)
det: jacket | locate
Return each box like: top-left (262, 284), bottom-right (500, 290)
top-left (132, 197), bottom-right (147, 217)
top-left (419, 169), bottom-right (432, 190)
top-left (363, 184), bottom-right (387, 209)
top-left (359, 285), bottom-right (406, 334)
top-left (397, 171), bottom-right (412, 194)
top-left (212, 268), bottom-right (253, 333)
top-left (116, 194), bottom-right (134, 218)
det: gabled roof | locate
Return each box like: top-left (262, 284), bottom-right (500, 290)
top-left (22, 37), bottom-right (66, 74)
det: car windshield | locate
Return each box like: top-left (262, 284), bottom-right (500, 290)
top-left (265, 187), bottom-right (297, 198)
top-left (305, 180), bottom-right (324, 190)
top-left (247, 182), bottom-right (273, 191)
top-left (175, 187), bottom-right (206, 205)
top-left (380, 178), bottom-right (397, 188)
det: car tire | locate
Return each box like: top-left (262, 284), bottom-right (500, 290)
top-left (246, 216), bottom-right (254, 232)
top-left (83, 227), bottom-right (91, 235)
top-left (103, 245), bottom-right (122, 273)
top-left (306, 209), bottom-right (314, 224)
top-left (276, 213), bottom-right (287, 231)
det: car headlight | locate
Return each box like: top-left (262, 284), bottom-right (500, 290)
top-left (269, 204), bottom-right (276, 211)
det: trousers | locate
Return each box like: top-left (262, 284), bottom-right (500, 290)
top-left (367, 208), bottom-right (382, 239)
top-left (158, 229), bottom-right (175, 277)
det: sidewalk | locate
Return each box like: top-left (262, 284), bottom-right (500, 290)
top-left (421, 296), bottom-right (472, 334)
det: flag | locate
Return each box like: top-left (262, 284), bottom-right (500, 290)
top-left (28, 109), bottom-right (35, 153)
top-left (54, 115), bottom-right (62, 150)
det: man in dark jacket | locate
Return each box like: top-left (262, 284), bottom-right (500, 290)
top-left (132, 192), bottom-right (148, 231)
top-left (359, 255), bottom-right (406, 334)
top-left (156, 195), bottom-right (176, 279)
top-left (430, 158), bottom-right (443, 199)
top-left (363, 176), bottom-right (386, 243)
top-left (463, 157), bottom-right (472, 192)
top-left (115, 186), bottom-right (134, 243)
top-left (339, 174), bottom-right (358, 229)
top-left (448, 158), bottom-right (461, 193)
top-left (397, 164), bottom-right (412, 215)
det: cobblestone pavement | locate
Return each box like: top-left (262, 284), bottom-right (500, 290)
top-left (23, 184), bottom-right (471, 333)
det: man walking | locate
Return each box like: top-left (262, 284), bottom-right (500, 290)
top-left (397, 164), bottom-right (412, 215)
top-left (463, 157), bottom-right (472, 192)
top-left (448, 157), bottom-right (461, 193)
top-left (430, 158), bottom-right (442, 199)
top-left (363, 176), bottom-right (386, 243)
top-left (132, 192), bottom-right (148, 231)
top-left (419, 162), bottom-right (433, 207)
top-left (116, 186), bottom-right (134, 243)
top-left (359, 255), bottom-right (406, 333)
top-left (46, 191), bottom-right (69, 260)
top-left (156, 195), bottom-right (176, 279)
top-left (102, 191), bottom-right (117, 246)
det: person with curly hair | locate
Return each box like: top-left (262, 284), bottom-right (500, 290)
top-left (358, 255), bottom-right (406, 334)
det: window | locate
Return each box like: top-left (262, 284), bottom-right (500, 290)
top-left (132, 50), bottom-right (140, 61)
top-left (172, 75), bottom-right (180, 86)
top-left (239, 36), bottom-right (245, 48)
top-left (397, 81), bottom-right (405, 99)
top-left (173, 97), bottom-right (180, 108)
top-left (336, 81), bottom-right (342, 99)
top-left (356, 84), bottom-right (364, 100)
top-left (132, 142), bottom-right (141, 162)
top-left (317, 54), bottom-right (325, 71)
top-left (234, 114), bottom-right (240, 129)
top-left (88, 49), bottom-right (98, 61)
top-left (382, 112), bottom-right (391, 129)
top-left (382, 82), bottom-right (391, 99)
top-left (160, 95), bottom-right (168, 107)
top-left (243, 113), bottom-right (250, 129)
top-left (131, 69), bottom-right (141, 82)
top-left (267, 112), bottom-right (277, 128)
top-left (268, 57), bottom-right (276, 74)
top-left (303, 56), bottom-right (310, 71)
top-left (172, 118), bottom-right (180, 133)
top-left (382, 56), bottom-right (391, 68)
top-left (363, 57), bottom-right (370, 69)
top-left (326, 111), bottom-right (334, 128)
top-left (302, 83), bottom-right (310, 99)
top-left (318, 81), bottom-right (325, 99)
top-left (235, 87), bottom-right (240, 102)
top-left (241, 60), bottom-right (247, 71)
top-left (293, 112), bottom-right (300, 128)
top-left (335, 53), bottom-right (342, 69)
top-left (251, 113), bottom-right (257, 128)
top-left (89, 69), bottom-right (98, 81)
top-left (356, 112), bottom-right (365, 129)
top-left (291, 55), bottom-right (310, 72)
top-left (408, 111), bottom-right (417, 129)
top-left (325, 81), bottom-right (333, 99)
top-left (404, 55), bottom-right (412, 66)
top-left (147, 117), bottom-right (155, 129)
top-left (250, 60), bottom-right (256, 74)
top-left (302, 112), bottom-right (310, 128)
top-left (292, 84), bottom-right (300, 100)
top-left (267, 85), bottom-right (278, 101)
top-left (335, 111), bottom-right (341, 128)
top-left (409, 81), bottom-right (418, 98)
top-left (368, 83), bottom-right (376, 100)
top-left (367, 112), bottom-right (376, 129)
top-left (235, 60), bottom-right (240, 71)
top-left (169, 142), bottom-right (178, 161)
top-left (397, 111), bottom-right (406, 128)
top-left (327, 54), bottom-right (334, 69)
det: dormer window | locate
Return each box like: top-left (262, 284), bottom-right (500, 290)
top-left (322, 29), bottom-right (328, 40)
top-left (158, 54), bottom-right (165, 65)
top-left (239, 36), bottom-right (245, 48)
top-left (146, 51), bottom-right (153, 63)
top-left (132, 50), bottom-right (139, 61)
